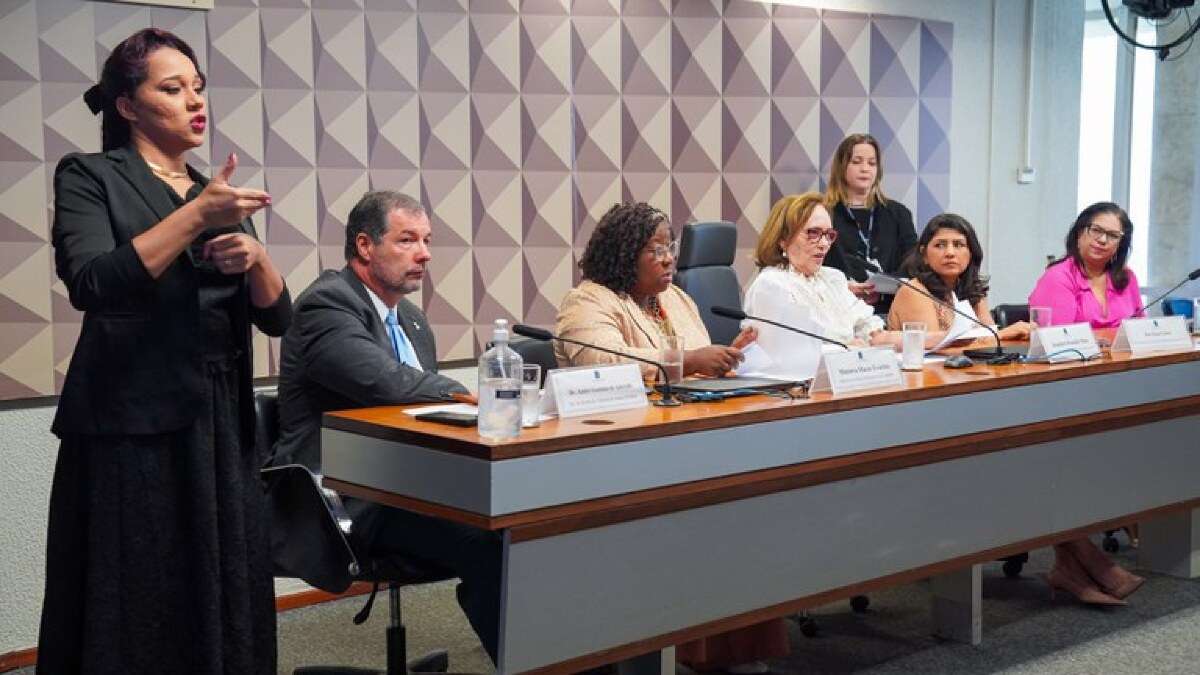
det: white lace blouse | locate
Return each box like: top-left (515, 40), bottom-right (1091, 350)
top-left (743, 265), bottom-right (885, 344)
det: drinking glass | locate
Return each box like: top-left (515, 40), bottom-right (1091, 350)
top-left (1030, 306), bottom-right (1052, 328)
top-left (659, 336), bottom-right (685, 384)
top-left (520, 363), bottom-right (541, 428)
top-left (901, 322), bottom-right (926, 371)
top-left (1192, 298), bottom-right (1200, 335)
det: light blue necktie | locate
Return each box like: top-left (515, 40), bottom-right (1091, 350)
top-left (385, 308), bottom-right (420, 368)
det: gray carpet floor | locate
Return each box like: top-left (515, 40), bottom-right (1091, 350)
top-left (272, 537), bottom-right (1200, 674)
top-left (14, 538), bottom-right (1200, 674)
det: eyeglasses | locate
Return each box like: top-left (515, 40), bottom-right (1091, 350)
top-left (1086, 224), bottom-right (1124, 244)
top-left (802, 228), bottom-right (838, 244)
top-left (647, 239), bottom-right (679, 261)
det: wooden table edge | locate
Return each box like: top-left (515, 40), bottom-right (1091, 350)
top-left (323, 394), bottom-right (1200, 538)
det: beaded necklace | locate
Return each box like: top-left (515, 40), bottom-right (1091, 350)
top-left (641, 295), bottom-right (675, 338)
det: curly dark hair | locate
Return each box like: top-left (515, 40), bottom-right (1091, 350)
top-left (900, 213), bottom-right (989, 305)
top-left (578, 202), bottom-right (668, 295)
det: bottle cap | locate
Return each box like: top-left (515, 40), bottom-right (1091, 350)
top-left (492, 318), bottom-right (509, 343)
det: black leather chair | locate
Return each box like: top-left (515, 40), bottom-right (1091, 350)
top-left (256, 391), bottom-right (453, 675)
top-left (673, 220), bottom-right (742, 346)
top-left (992, 304), bottom-right (1030, 328)
top-left (509, 336), bottom-right (557, 386)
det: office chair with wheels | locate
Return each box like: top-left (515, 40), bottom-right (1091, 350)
top-left (673, 220), bottom-right (742, 346)
top-left (991, 304), bottom-right (1030, 328)
top-left (256, 391), bottom-right (454, 675)
top-left (1161, 297), bottom-right (1194, 318)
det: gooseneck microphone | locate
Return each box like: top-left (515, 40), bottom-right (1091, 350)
top-left (511, 324), bottom-right (682, 407)
top-left (710, 306), bottom-right (849, 350)
top-left (876, 274), bottom-right (1021, 364)
top-left (1140, 268), bottom-right (1200, 316)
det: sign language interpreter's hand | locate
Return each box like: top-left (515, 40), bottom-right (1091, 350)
top-left (203, 232), bottom-right (268, 275)
top-left (195, 153), bottom-right (271, 229)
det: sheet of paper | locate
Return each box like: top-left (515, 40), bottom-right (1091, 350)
top-left (734, 342), bottom-right (775, 376)
top-left (738, 300), bottom-right (823, 381)
top-left (867, 272), bottom-right (900, 295)
top-left (928, 299), bottom-right (990, 352)
top-left (403, 403), bottom-right (479, 416)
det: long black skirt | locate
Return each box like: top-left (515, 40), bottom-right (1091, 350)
top-left (37, 361), bottom-right (275, 674)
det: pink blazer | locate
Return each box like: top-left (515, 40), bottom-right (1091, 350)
top-left (1028, 257), bottom-right (1142, 329)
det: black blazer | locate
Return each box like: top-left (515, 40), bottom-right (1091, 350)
top-left (824, 199), bottom-right (918, 282)
top-left (272, 267), bottom-right (468, 473)
top-left (50, 146), bottom-right (291, 438)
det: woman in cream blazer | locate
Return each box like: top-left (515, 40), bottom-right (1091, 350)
top-left (555, 202), bottom-right (785, 673)
top-left (555, 202), bottom-right (752, 380)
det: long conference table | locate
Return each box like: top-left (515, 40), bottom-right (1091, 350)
top-left (322, 338), bottom-right (1200, 674)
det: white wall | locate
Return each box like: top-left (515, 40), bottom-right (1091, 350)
top-left (0, 0), bottom-right (1085, 657)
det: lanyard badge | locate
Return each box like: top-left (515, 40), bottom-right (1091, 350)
top-left (845, 204), bottom-right (882, 273)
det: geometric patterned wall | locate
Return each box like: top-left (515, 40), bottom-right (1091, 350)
top-left (0, 0), bottom-right (950, 401)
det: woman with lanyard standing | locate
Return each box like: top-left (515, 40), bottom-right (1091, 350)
top-left (823, 133), bottom-right (918, 315)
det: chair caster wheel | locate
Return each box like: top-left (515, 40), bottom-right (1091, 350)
top-left (850, 595), bottom-right (870, 613)
top-left (1103, 535), bottom-right (1120, 553)
top-left (1002, 559), bottom-right (1024, 578)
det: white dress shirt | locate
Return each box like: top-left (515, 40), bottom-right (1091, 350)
top-left (743, 265), bottom-right (885, 345)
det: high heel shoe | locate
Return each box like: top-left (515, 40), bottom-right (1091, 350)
top-left (1045, 548), bottom-right (1126, 606)
top-left (1065, 538), bottom-right (1146, 600)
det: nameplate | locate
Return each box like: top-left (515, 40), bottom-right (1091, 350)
top-left (1111, 316), bottom-right (1192, 355)
top-left (1027, 323), bottom-right (1101, 362)
top-left (541, 363), bottom-right (648, 419)
top-left (811, 348), bottom-right (903, 395)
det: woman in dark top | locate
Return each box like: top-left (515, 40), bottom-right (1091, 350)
top-left (823, 133), bottom-right (918, 314)
top-left (38, 28), bottom-right (291, 674)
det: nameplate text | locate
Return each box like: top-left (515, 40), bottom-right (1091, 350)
top-left (542, 363), bottom-right (648, 418)
top-left (1112, 316), bottom-right (1192, 355)
top-left (1027, 323), bottom-right (1101, 362)
top-left (811, 348), bottom-right (903, 395)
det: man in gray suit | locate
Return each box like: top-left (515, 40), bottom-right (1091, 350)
top-left (274, 191), bottom-right (500, 663)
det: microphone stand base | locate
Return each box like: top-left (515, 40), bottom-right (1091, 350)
top-left (963, 348), bottom-right (1023, 365)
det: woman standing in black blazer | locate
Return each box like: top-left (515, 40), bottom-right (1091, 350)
top-left (38, 29), bottom-right (291, 673)
top-left (823, 133), bottom-right (918, 315)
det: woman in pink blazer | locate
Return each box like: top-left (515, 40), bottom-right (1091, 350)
top-left (1028, 201), bottom-right (1143, 329)
top-left (1028, 202), bottom-right (1145, 606)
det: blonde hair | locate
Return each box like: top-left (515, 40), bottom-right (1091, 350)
top-left (825, 133), bottom-right (888, 209)
top-left (754, 192), bottom-right (826, 269)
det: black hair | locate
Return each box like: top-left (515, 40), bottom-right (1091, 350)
top-left (901, 212), bottom-right (989, 305)
top-left (577, 202), bottom-right (668, 295)
top-left (1051, 201), bottom-right (1134, 291)
top-left (88, 28), bottom-right (204, 151)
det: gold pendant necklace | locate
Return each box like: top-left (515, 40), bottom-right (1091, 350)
top-left (145, 159), bottom-right (188, 181)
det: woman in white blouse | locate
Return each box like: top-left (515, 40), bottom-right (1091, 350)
top-left (745, 192), bottom-right (902, 347)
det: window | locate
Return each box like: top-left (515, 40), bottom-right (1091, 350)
top-left (1126, 20), bottom-right (1155, 282)
top-left (1076, 1), bottom-right (1154, 282)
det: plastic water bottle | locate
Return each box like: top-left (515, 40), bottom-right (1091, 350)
top-left (477, 319), bottom-right (523, 440)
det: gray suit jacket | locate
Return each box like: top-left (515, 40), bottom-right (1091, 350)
top-left (273, 266), bottom-right (467, 473)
